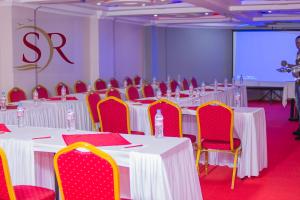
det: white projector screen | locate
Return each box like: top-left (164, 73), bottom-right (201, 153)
top-left (233, 31), bottom-right (300, 82)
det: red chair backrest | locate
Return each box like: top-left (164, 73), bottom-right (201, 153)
top-left (0, 148), bottom-right (16, 200)
top-left (134, 76), bottom-right (141, 86)
top-left (8, 87), bottom-right (26, 103)
top-left (110, 79), bottom-right (119, 88)
top-left (182, 79), bottom-right (189, 90)
top-left (54, 142), bottom-right (120, 200)
top-left (86, 92), bottom-right (101, 125)
top-left (94, 79), bottom-right (107, 90)
top-left (148, 100), bottom-right (182, 137)
top-left (74, 80), bottom-right (87, 93)
top-left (159, 82), bottom-right (167, 95)
top-left (191, 77), bottom-right (198, 88)
top-left (33, 85), bottom-right (49, 99)
top-left (97, 97), bottom-right (130, 133)
top-left (126, 86), bottom-right (139, 101)
top-left (106, 88), bottom-right (121, 99)
top-left (142, 84), bottom-right (154, 97)
top-left (170, 80), bottom-right (179, 92)
top-left (197, 101), bottom-right (233, 149)
top-left (56, 82), bottom-right (70, 96)
top-left (125, 77), bottom-right (133, 86)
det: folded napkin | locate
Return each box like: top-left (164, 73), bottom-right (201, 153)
top-left (0, 124), bottom-right (11, 133)
top-left (133, 99), bottom-right (156, 104)
top-left (47, 96), bottom-right (78, 101)
top-left (6, 105), bottom-right (17, 110)
top-left (62, 133), bottom-right (131, 146)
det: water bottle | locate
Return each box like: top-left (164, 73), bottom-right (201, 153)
top-left (214, 79), bottom-right (218, 92)
top-left (87, 83), bottom-right (92, 92)
top-left (239, 74), bottom-right (243, 85)
top-left (66, 107), bottom-right (76, 131)
top-left (152, 77), bottom-right (156, 85)
top-left (200, 81), bottom-right (206, 96)
top-left (167, 75), bottom-right (171, 84)
top-left (154, 109), bottom-right (164, 138)
top-left (232, 77), bottom-right (236, 87)
top-left (17, 103), bottom-right (25, 127)
top-left (124, 80), bottom-right (128, 88)
top-left (177, 74), bottom-right (181, 84)
top-left (234, 91), bottom-right (241, 107)
top-left (166, 87), bottom-right (171, 98)
top-left (0, 91), bottom-right (6, 111)
top-left (224, 78), bottom-right (228, 90)
top-left (156, 89), bottom-right (162, 99)
top-left (61, 86), bottom-right (66, 101)
top-left (33, 89), bottom-right (39, 104)
top-left (175, 87), bottom-right (180, 100)
top-left (189, 84), bottom-right (194, 97)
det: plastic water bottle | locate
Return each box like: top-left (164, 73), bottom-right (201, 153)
top-left (0, 91), bottom-right (6, 111)
top-left (61, 86), bottom-right (66, 101)
top-left (66, 107), bottom-right (76, 131)
top-left (175, 87), bottom-right (180, 100)
top-left (33, 89), bottom-right (39, 102)
top-left (166, 87), bottom-right (171, 98)
top-left (177, 74), bottom-right (181, 84)
top-left (87, 83), bottom-right (92, 92)
top-left (156, 89), bottom-right (162, 99)
top-left (200, 81), bottom-right (206, 96)
top-left (234, 91), bottom-right (241, 107)
top-left (167, 75), bottom-right (171, 84)
top-left (155, 109), bottom-right (164, 138)
top-left (17, 103), bottom-right (25, 127)
top-left (224, 78), bottom-right (228, 90)
top-left (214, 79), bottom-right (218, 92)
top-left (152, 77), bottom-right (156, 84)
top-left (239, 74), bottom-right (243, 85)
top-left (189, 84), bottom-right (194, 97)
top-left (124, 80), bottom-right (128, 88)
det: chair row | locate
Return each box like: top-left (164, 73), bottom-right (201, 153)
top-left (86, 96), bottom-right (241, 189)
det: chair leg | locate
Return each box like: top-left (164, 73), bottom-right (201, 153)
top-left (231, 150), bottom-right (239, 189)
top-left (205, 151), bottom-right (208, 175)
top-left (195, 149), bottom-right (201, 175)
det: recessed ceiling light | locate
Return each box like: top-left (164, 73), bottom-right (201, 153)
top-left (96, 2), bottom-right (101, 6)
top-left (142, 3), bottom-right (146, 6)
top-left (204, 12), bottom-right (209, 16)
top-left (267, 10), bottom-right (272, 13)
top-left (154, 14), bottom-right (158, 17)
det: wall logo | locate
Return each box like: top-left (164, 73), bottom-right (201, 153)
top-left (15, 25), bottom-right (74, 72)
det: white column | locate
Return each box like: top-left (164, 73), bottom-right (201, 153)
top-left (0, 3), bottom-right (14, 93)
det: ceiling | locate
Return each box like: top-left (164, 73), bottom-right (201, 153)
top-left (7, 0), bottom-right (300, 28)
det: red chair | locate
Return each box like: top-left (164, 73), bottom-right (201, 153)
top-left (195, 101), bottom-right (241, 189)
top-left (142, 84), bottom-right (155, 98)
top-left (32, 85), bottom-right (49, 99)
top-left (191, 77), bottom-right (198, 88)
top-left (170, 80), bottom-right (179, 92)
top-left (97, 96), bottom-right (143, 135)
top-left (106, 88), bottom-right (121, 99)
top-left (74, 80), bottom-right (87, 93)
top-left (126, 86), bottom-right (140, 101)
top-left (56, 82), bottom-right (70, 96)
top-left (86, 92), bottom-right (101, 131)
top-left (54, 142), bottom-right (121, 200)
top-left (94, 79), bottom-right (107, 90)
top-left (0, 147), bottom-right (55, 200)
top-left (159, 82), bottom-right (167, 95)
top-left (110, 78), bottom-right (119, 88)
top-left (148, 99), bottom-right (196, 142)
top-left (182, 79), bottom-right (189, 90)
top-left (8, 87), bottom-right (26, 103)
top-left (134, 75), bottom-right (141, 86)
top-left (124, 77), bottom-right (133, 86)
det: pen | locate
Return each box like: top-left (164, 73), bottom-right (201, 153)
top-left (124, 144), bottom-right (143, 148)
top-left (32, 136), bottom-right (51, 140)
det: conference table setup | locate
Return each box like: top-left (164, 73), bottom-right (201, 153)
top-left (0, 78), bottom-right (267, 200)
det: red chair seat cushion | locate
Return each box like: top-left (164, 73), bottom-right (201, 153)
top-left (131, 130), bottom-right (145, 135)
top-left (183, 134), bottom-right (196, 143)
top-left (14, 185), bottom-right (55, 200)
top-left (202, 138), bottom-right (241, 150)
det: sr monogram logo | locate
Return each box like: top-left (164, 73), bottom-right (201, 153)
top-left (15, 25), bottom-right (74, 72)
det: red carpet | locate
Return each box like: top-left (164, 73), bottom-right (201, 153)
top-left (200, 101), bottom-right (300, 200)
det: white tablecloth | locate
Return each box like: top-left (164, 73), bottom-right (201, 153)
top-left (0, 126), bottom-right (202, 200)
top-left (129, 103), bottom-right (267, 178)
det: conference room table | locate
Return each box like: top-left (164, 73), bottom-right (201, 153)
top-left (0, 125), bottom-right (202, 200)
top-left (128, 101), bottom-right (267, 178)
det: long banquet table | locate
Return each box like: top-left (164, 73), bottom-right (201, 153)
top-left (0, 126), bottom-right (202, 200)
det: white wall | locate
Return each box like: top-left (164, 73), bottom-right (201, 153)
top-left (99, 18), bottom-right (146, 83)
